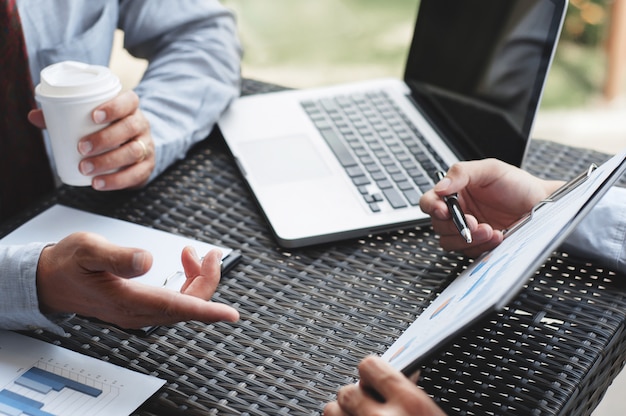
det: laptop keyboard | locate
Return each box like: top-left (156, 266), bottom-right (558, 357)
top-left (301, 90), bottom-right (448, 212)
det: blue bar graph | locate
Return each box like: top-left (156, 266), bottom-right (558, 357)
top-left (19, 367), bottom-right (102, 397)
top-left (0, 330), bottom-right (163, 416)
top-left (13, 376), bottom-right (52, 395)
top-left (0, 389), bottom-right (54, 416)
top-left (0, 401), bottom-right (22, 416)
top-left (0, 365), bottom-right (105, 416)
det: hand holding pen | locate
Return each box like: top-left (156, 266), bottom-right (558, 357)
top-left (435, 171), bottom-right (472, 244)
top-left (420, 160), bottom-right (560, 257)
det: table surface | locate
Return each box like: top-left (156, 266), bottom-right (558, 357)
top-left (4, 79), bottom-right (626, 416)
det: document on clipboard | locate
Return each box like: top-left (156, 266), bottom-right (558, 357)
top-left (382, 148), bottom-right (626, 375)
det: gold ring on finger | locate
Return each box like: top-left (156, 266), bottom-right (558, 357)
top-left (136, 139), bottom-right (148, 162)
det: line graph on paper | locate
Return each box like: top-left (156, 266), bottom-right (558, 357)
top-left (0, 359), bottom-right (121, 416)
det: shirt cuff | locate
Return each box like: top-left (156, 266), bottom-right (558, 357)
top-left (562, 186), bottom-right (626, 273)
top-left (0, 242), bottom-right (69, 335)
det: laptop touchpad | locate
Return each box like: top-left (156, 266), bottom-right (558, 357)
top-left (236, 135), bottom-right (332, 186)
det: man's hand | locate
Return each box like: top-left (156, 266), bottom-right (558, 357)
top-left (324, 356), bottom-right (446, 416)
top-left (36, 232), bottom-right (239, 328)
top-left (419, 159), bottom-right (563, 257)
top-left (29, 90), bottom-right (155, 191)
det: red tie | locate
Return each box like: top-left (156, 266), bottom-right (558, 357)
top-left (0, 0), bottom-right (55, 219)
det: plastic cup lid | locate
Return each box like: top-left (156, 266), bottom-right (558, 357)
top-left (35, 61), bottom-right (121, 99)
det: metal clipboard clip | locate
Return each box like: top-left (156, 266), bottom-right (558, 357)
top-left (503, 163), bottom-right (598, 237)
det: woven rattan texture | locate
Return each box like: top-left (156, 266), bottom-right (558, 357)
top-left (3, 80), bottom-right (626, 416)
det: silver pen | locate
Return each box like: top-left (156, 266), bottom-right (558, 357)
top-left (436, 171), bottom-right (472, 244)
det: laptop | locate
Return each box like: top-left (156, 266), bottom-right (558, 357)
top-left (218, 0), bottom-right (568, 248)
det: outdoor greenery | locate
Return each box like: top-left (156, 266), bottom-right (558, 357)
top-left (222, 0), bottom-right (614, 109)
top-left (563, 0), bottom-right (609, 45)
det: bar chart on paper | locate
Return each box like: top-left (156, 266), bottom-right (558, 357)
top-left (1, 362), bottom-right (115, 416)
top-left (0, 331), bottom-right (164, 416)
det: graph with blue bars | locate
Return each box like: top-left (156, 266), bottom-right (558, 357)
top-left (0, 362), bottom-right (118, 416)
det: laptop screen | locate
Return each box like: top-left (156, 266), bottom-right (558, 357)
top-left (404, 0), bottom-right (565, 166)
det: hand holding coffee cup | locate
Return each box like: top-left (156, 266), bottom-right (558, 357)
top-left (34, 61), bottom-right (155, 189)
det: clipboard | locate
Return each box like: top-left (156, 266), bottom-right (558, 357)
top-left (503, 163), bottom-right (598, 236)
top-left (381, 148), bottom-right (626, 376)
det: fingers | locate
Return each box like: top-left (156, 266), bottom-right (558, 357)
top-left (419, 189), bottom-right (451, 223)
top-left (329, 356), bottom-right (446, 416)
top-left (438, 159), bottom-right (508, 195)
top-left (181, 246), bottom-right (203, 281)
top-left (438, 223), bottom-right (504, 257)
top-left (334, 382), bottom-right (381, 416)
top-left (356, 356), bottom-right (447, 416)
top-left (420, 159), bottom-right (504, 217)
top-left (116, 247), bottom-right (238, 327)
top-left (36, 232), bottom-right (153, 315)
top-left (37, 233), bottom-right (239, 327)
top-left (111, 284), bottom-right (240, 328)
top-left (83, 138), bottom-right (154, 190)
top-left (431, 168), bottom-right (467, 198)
top-left (322, 401), bottom-right (346, 416)
top-left (77, 90), bottom-right (155, 190)
top-left (79, 136), bottom-right (150, 171)
top-left (69, 232), bottom-right (153, 278)
top-left (29, 92), bottom-right (155, 190)
top-left (91, 90), bottom-right (142, 136)
top-left (430, 210), bottom-right (505, 256)
top-left (179, 248), bottom-right (222, 298)
top-left (156, 291), bottom-right (239, 326)
top-left (357, 356), bottom-right (406, 399)
top-left (407, 369), bottom-right (421, 384)
top-left (420, 159), bottom-right (515, 257)
top-left (77, 90), bottom-right (142, 156)
top-left (27, 109), bottom-right (46, 129)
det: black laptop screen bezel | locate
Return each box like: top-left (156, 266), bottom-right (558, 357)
top-left (403, 0), bottom-right (567, 167)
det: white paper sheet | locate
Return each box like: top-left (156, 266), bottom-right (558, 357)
top-left (0, 205), bottom-right (234, 291)
top-left (0, 330), bottom-right (164, 416)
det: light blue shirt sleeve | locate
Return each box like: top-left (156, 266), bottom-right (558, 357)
top-left (119, 0), bottom-right (243, 181)
top-left (0, 243), bottom-right (68, 335)
top-left (561, 186), bottom-right (626, 273)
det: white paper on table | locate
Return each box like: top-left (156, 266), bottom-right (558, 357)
top-left (0, 204), bottom-right (236, 291)
top-left (0, 330), bottom-right (164, 416)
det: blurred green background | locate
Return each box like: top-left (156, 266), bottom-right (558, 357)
top-left (222, 0), bottom-right (619, 110)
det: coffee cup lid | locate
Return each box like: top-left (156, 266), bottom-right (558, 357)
top-left (35, 61), bottom-right (121, 100)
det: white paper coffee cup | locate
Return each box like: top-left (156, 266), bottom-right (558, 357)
top-left (35, 61), bottom-right (121, 186)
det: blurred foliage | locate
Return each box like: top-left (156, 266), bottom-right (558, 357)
top-left (223, 0), bottom-right (616, 108)
top-left (563, 0), bottom-right (610, 45)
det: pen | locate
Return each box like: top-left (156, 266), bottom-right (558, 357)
top-left (435, 171), bottom-right (472, 244)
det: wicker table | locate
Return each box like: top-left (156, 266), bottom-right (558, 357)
top-left (4, 79), bottom-right (626, 416)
